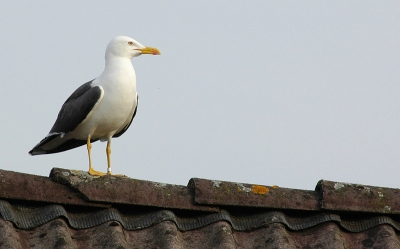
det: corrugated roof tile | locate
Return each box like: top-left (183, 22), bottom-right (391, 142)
top-left (0, 168), bottom-right (400, 248)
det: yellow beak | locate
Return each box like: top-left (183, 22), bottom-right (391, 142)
top-left (137, 46), bottom-right (161, 55)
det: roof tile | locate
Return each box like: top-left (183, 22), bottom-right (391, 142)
top-left (1, 168), bottom-right (400, 248)
top-left (318, 180), bottom-right (400, 214)
top-left (0, 169), bottom-right (107, 207)
top-left (190, 178), bottom-right (319, 210)
top-left (50, 168), bottom-right (218, 212)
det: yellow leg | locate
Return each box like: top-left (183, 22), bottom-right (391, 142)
top-left (106, 139), bottom-right (112, 175)
top-left (87, 137), bottom-right (106, 176)
top-left (105, 139), bottom-right (124, 176)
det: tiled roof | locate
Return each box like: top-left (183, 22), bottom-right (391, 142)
top-left (0, 168), bottom-right (400, 248)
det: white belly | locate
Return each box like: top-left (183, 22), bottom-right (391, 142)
top-left (72, 74), bottom-right (137, 141)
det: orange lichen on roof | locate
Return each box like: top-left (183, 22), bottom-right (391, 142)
top-left (251, 185), bottom-right (270, 195)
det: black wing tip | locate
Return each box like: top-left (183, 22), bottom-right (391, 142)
top-left (29, 148), bottom-right (47, 156)
top-left (29, 138), bottom-right (93, 155)
top-left (28, 135), bottom-right (57, 156)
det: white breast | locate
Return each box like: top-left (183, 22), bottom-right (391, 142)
top-left (72, 58), bottom-right (137, 141)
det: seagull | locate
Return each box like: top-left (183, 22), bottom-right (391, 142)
top-left (29, 36), bottom-right (160, 176)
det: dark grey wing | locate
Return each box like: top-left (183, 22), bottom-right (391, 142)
top-left (113, 94), bottom-right (138, 138)
top-left (29, 80), bottom-right (103, 155)
top-left (49, 80), bottom-right (102, 134)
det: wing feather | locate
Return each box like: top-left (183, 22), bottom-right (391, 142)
top-left (29, 80), bottom-right (103, 155)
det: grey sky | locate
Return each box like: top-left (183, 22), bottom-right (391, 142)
top-left (1, 2), bottom-right (399, 190)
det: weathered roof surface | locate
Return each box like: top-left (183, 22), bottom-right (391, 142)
top-left (0, 168), bottom-right (400, 248)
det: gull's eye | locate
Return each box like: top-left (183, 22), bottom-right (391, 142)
top-left (128, 41), bottom-right (134, 46)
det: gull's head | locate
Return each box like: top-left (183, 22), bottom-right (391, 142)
top-left (105, 36), bottom-right (160, 59)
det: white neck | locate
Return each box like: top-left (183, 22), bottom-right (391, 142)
top-left (99, 57), bottom-right (136, 80)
